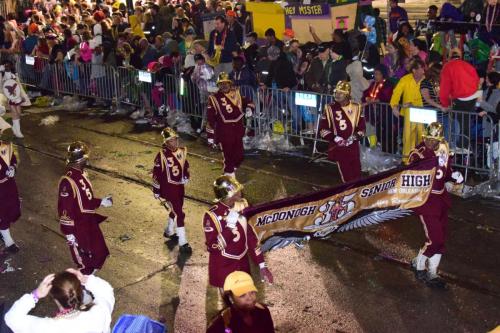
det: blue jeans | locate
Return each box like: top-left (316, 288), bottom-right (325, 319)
top-left (440, 113), bottom-right (459, 148)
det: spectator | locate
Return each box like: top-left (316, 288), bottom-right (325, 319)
top-left (179, 29), bottom-right (196, 57)
top-left (305, 43), bottom-right (332, 93)
top-left (62, 28), bottom-right (77, 53)
top-left (415, 5), bottom-right (438, 46)
top-left (5, 269), bottom-right (114, 333)
top-left (21, 23), bottom-right (39, 55)
top-left (226, 10), bottom-right (243, 46)
top-left (389, 0), bottom-right (408, 34)
top-left (243, 32), bottom-right (259, 70)
top-left (264, 28), bottom-right (284, 51)
top-left (162, 32), bottom-right (180, 56)
top-left (383, 42), bottom-right (407, 80)
top-left (229, 56), bottom-right (256, 88)
top-left (138, 37), bottom-right (159, 69)
top-left (346, 54), bottom-right (369, 103)
top-left (129, 6), bottom-right (145, 37)
top-left (393, 21), bottom-right (414, 45)
top-left (207, 271), bottom-right (275, 333)
top-left (47, 33), bottom-right (65, 64)
top-left (208, 15), bottom-right (237, 76)
top-left (192, 52), bottom-right (215, 98)
top-left (328, 44), bottom-right (348, 89)
top-left (264, 46), bottom-right (296, 90)
top-left (373, 8), bottom-right (387, 52)
top-left (478, 71), bottom-right (500, 122)
top-left (363, 64), bottom-right (396, 152)
top-left (286, 39), bottom-right (302, 73)
top-left (282, 28), bottom-right (295, 49)
top-left (420, 63), bottom-right (459, 146)
top-left (409, 38), bottom-right (428, 63)
top-left (439, 48), bottom-right (480, 112)
top-left (390, 57), bottom-right (426, 164)
top-left (460, 0), bottom-right (484, 22)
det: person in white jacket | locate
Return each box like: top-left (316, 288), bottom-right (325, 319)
top-left (5, 268), bottom-right (115, 333)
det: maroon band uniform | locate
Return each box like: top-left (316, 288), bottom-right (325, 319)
top-left (206, 90), bottom-right (255, 174)
top-left (207, 303), bottom-right (275, 333)
top-left (319, 101), bottom-right (366, 183)
top-left (409, 142), bottom-right (453, 257)
top-left (58, 168), bottom-right (109, 274)
top-left (203, 200), bottom-right (264, 287)
top-left (0, 143), bottom-right (21, 230)
top-left (152, 145), bottom-right (190, 227)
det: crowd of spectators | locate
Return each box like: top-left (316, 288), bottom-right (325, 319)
top-left (0, 0), bottom-right (498, 151)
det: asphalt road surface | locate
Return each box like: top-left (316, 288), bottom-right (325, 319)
top-left (1, 107), bottom-right (499, 333)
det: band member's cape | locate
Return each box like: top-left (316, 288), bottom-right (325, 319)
top-left (243, 157), bottom-right (438, 252)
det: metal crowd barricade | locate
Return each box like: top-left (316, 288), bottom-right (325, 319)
top-left (116, 66), bottom-right (154, 109)
top-left (257, 87), bottom-right (334, 146)
top-left (51, 61), bottom-right (116, 103)
top-left (14, 54), bottom-right (48, 88)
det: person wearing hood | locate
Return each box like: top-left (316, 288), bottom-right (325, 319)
top-left (346, 53), bottom-right (370, 103)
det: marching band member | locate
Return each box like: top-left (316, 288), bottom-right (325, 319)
top-left (0, 133), bottom-right (21, 253)
top-left (409, 122), bottom-right (464, 289)
top-left (203, 175), bottom-right (273, 303)
top-left (206, 73), bottom-right (254, 179)
top-left (319, 80), bottom-right (366, 183)
top-left (58, 142), bottom-right (113, 274)
top-left (153, 127), bottom-right (192, 254)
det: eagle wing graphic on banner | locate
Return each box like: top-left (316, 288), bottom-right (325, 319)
top-left (335, 208), bottom-right (413, 233)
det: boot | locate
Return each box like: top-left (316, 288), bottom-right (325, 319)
top-left (163, 218), bottom-right (176, 239)
top-left (426, 254), bottom-right (447, 289)
top-left (12, 119), bottom-right (24, 138)
top-left (411, 252), bottom-right (428, 282)
top-left (177, 227), bottom-right (192, 254)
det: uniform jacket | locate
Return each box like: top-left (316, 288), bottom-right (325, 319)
top-left (203, 201), bottom-right (264, 287)
top-left (0, 142), bottom-right (20, 228)
top-left (57, 168), bottom-right (109, 258)
top-left (152, 146), bottom-right (190, 198)
top-left (319, 101), bottom-right (366, 161)
top-left (207, 303), bottom-right (275, 333)
top-left (206, 90), bottom-right (254, 143)
top-left (409, 142), bottom-right (453, 214)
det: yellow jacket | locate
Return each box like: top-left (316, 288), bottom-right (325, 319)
top-left (390, 73), bottom-right (423, 117)
top-left (129, 15), bottom-right (145, 38)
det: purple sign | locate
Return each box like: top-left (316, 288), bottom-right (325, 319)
top-left (284, 4), bottom-right (330, 17)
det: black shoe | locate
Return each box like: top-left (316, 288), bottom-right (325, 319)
top-left (5, 244), bottom-right (19, 254)
top-left (414, 270), bottom-right (427, 282)
top-left (163, 232), bottom-right (178, 242)
top-left (179, 243), bottom-right (192, 255)
top-left (425, 276), bottom-right (447, 289)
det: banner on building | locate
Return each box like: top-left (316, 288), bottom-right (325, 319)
top-left (243, 158), bottom-right (438, 251)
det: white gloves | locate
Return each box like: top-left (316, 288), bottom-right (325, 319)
top-left (452, 171), bottom-right (464, 184)
top-left (226, 210), bottom-right (240, 229)
top-left (334, 136), bottom-right (346, 146)
top-left (5, 166), bottom-right (15, 178)
top-left (182, 177), bottom-right (189, 185)
top-left (208, 138), bottom-right (214, 145)
top-left (100, 196), bottom-right (113, 208)
top-left (66, 234), bottom-right (78, 246)
top-left (154, 193), bottom-right (160, 199)
top-left (245, 107), bottom-right (253, 118)
top-left (438, 155), bottom-right (446, 167)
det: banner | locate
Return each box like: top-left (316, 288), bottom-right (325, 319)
top-left (284, 4), bottom-right (331, 17)
top-left (243, 158), bottom-right (438, 251)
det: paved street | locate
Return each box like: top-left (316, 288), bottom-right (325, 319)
top-left (1, 107), bottom-right (500, 332)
